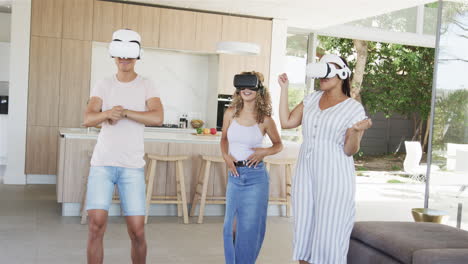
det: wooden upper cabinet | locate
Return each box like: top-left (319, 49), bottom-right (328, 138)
top-left (31, 0), bottom-right (64, 38)
top-left (218, 16), bottom-right (273, 94)
top-left (246, 19), bottom-right (273, 84)
top-left (59, 39), bottom-right (92, 128)
top-left (218, 55), bottom-right (245, 95)
top-left (26, 126), bottom-right (59, 175)
top-left (122, 4), bottom-right (160, 48)
top-left (247, 19), bottom-right (272, 57)
top-left (159, 8), bottom-right (196, 51)
top-left (28, 36), bottom-right (61, 127)
top-left (217, 15), bottom-right (250, 95)
top-left (62, 0), bottom-right (94, 40)
top-left (245, 19), bottom-right (273, 84)
top-left (92, 0), bottom-right (123, 43)
top-left (221, 15), bottom-right (249, 42)
top-left (195, 12), bottom-right (222, 53)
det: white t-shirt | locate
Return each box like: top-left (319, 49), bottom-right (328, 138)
top-left (90, 75), bottom-right (160, 168)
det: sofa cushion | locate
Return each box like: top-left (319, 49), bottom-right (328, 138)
top-left (351, 222), bottom-right (468, 264)
top-left (348, 238), bottom-right (402, 264)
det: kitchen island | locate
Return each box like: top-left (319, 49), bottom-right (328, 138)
top-left (57, 128), bottom-right (300, 216)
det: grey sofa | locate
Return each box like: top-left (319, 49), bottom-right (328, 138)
top-left (347, 221), bottom-right (468, 264)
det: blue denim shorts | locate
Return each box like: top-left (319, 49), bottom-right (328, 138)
top-left (85, 166), bottom-right (146, 216)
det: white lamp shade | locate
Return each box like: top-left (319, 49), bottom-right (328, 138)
top-left (216, 41), bottom-right (261, 55)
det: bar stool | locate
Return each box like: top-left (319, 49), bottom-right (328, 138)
top-left (145, 154), bottom-right (190, 224)
top-left (190, 155), bottom-right (227, 224)
top-left (80, 152), bottom-right (121, 224)
top-left (264, 157), bottom-right (296, 217)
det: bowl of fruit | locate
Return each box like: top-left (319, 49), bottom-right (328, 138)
top-left (190, 119), bottom-right (204, 129)
top-left (195, 127), bottom-right (219, 136)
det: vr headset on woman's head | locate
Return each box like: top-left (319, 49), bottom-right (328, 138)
top-left (233, 73), bottom-right (264, 93)
top-left (306, 54), bottom-right (352, 80)
top-left (108, 29), bottom-right (142, 59)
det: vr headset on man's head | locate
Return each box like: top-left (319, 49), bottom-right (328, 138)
top-left (233, 73), bottom-right (264, 93)
top-left (108, 29), bottom-right (142, 59)
top-left (306, 54), bottom-right (352, 80)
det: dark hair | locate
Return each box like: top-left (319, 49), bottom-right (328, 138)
top-left (340, 56), bottom-right (351, 97)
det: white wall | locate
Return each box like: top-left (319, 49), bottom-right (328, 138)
top-left (0, 42), bottom-right (10, 82)
top-left (5, 0), bottom-right (31, 184)
top-left (268, 19), bottom-right (288, 128)
top-left (0, 12), bottom-right (11, 42)
top-left (90, 42), bottom-right (219, 127)
top-left (0, 115), bottom-right (7, 165)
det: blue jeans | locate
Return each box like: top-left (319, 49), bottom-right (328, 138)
top-left (223, 162), bottom-right (269, 264)
top-left (85, 166), bottom-right (146, 216)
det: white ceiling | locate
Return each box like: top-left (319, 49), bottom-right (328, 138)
top-left (122, 0), bottom-right (437, 30)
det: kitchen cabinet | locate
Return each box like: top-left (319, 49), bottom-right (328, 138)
top-left (245, 18), bottom-right (272, 85)
top-left (25, 126), bottom-right (58, 175)
top-left (159, 9), bottom-right (196, 51)
top-left (28, 36), bottom-right (61, 127)
top-left (221, 15), bottom-right (250, 42)
top-left (62, 0), bottom-right (94, 40)
top-left (28, 1), bottom-right (273, 176)
top-left (218, 16), bottom-right (272, 95)
top-left (195, 12), bottom-right (223, 53)
top-left (92, 0), bottom-right (123, 43)
top-left (58, 39), bottom-right (92, 128)
top-left (57, 129), bottom-right (300, 207)
top-left (31, 0), bottom-right (63, 38)
top-left (122, 4), bottom-right (161, 47)
top-left (217, 55), bottom-right (246, 95)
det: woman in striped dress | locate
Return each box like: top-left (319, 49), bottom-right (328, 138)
top-left (278, 54), bottom-right (372, 264)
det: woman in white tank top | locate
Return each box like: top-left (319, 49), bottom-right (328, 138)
top-left (221, 71), bottom-right (283, 264)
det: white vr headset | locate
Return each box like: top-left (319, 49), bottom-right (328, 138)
top-left (306, 54), bottom-right (352, 80)
top-left (108, 29), bottom-right (142, 59)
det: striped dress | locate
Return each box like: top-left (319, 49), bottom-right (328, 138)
top-left (292, 91), bottom-right (366, 264)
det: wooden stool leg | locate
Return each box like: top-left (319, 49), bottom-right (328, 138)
top-left (221, 165), bottom-right (228, 194)
top-left (80, 173), bottom-right (88, 225)
top-left (145, 160), bottom-right (157, 224)
top-left (198, 160), bottom-right (212, 224)
top-left (177, 160), bottom-right (190, 224)
top-left (190, 160), bottom-right (205, 217)
top-left (176, 170), bottom-right (182, 217)
top-left (286, 164), bottom-right (292, 217)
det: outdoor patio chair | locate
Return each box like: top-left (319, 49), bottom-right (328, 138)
top-left (455, 149), bottom-right (468, 197)
top-left (403, 141), bottom-right (439, 182)
top-left (446, 143), bottom-right (468, 171)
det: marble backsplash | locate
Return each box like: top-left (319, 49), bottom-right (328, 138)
top-left (91, 42), bottom-right (219, 128)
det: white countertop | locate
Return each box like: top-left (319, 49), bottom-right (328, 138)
top-left (60, 127), bottom-right (222, 144)
top-left (59, 127), bottom-right (302, 147)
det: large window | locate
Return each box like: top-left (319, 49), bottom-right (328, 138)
top-left (428, 1), bottom-right (468, 230)
top-left (282, 33), bottom-right (309, 142)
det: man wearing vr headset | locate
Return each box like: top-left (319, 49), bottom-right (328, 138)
top-left (278, 54), bottom-right (372, 264)
top-left (83, 29), bottom-right (163, 264)
top-left (221, 71), bottom-right (283, 264)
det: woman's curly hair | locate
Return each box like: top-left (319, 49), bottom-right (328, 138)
top-left (231, 71), bottom-right (272, 124)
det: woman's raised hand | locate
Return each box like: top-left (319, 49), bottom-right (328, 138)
top-left (278, 73), bottom-right (289, 90)
top-left (352, 119), bottom-right (373, 132)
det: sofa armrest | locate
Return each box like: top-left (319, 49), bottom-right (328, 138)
top-left (413, 248), bottom-right (468, 264)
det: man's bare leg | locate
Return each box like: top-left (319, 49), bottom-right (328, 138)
top-left (87, 210), bottom-right (108, 264)
top-left (126, 215), bottom-right (147, 264)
